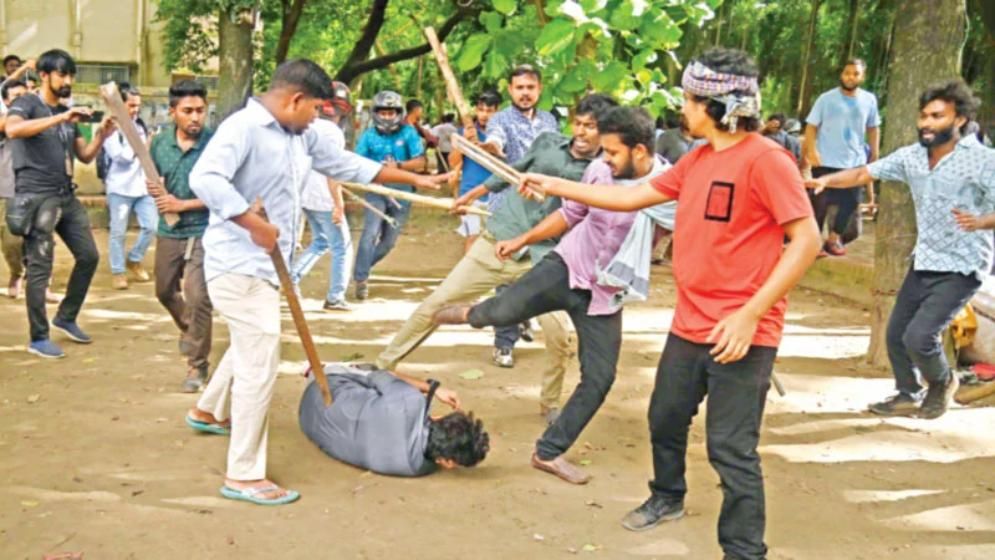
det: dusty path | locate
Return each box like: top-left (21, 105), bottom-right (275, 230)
top-left (1, 213), bottom-right (993, 559)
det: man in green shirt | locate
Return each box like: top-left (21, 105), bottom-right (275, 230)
top-left (147, 80), bottom-right (215, 393)
top-left (376, 94), bottom-right (615, 424)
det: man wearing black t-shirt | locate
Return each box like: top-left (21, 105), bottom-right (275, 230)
top-left (5, 49), bottom-right (116, 358)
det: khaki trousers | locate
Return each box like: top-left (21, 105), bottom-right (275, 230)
top-left (154, 237), bottom-right (213, 369)
top-left (197, 273), bottom-right (281, 481)
top-left (376, 236), bottom-right (572, 408)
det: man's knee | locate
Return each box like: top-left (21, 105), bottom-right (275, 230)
top-left (901, 326), bottom-right (941, 359)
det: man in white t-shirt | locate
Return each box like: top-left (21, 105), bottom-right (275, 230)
top-left (292, 83), bottom-right (354, 310)
top-left (103, 83), bottom-right (155, 289)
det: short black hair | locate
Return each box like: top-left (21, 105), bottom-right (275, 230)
top-left (919, 80), bottom-right (980, 134)
top-left (168, 79), bottom-right (208, 108)
top-left (425, 411), bottom-right (490, 467)
top-left (843, 58), bottom-right (867, 72)
top-left (270, 59), bottom-right (333, 99)
top-left (3, 54), bottom-right (21, 66)
top-left (37, 49), bottom-right (77, 76)
top-left (117, 81), bottom-right (141, 102)
top-left (475, 90), bottom-right (501, 107)
top-left (768, 112), bottom-right (786, 126)
top-left (405, 99), bottom-right (423, 113)
top-left (441, 113), bottom-right (455, 124)
top-left (597, 106), bottom-right (655, 150)
top-left (509, 64), bottom-right (541, 83)
top-left (574, 93), bottom-right (618, 123)
top-left (689, 47), bottom-right (761, 132)
top-left (659, 111), bottom-right (681, 130)
top-left (1, 79), bottom-right (26, 102)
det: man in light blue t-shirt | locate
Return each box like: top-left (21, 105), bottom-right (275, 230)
top-left (804, 58), bottom-right (881, 256)
top-left (352, 90), bottom-right (429, 300)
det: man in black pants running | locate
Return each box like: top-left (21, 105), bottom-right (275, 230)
top-left (5, 49), bottom-right (116, 358)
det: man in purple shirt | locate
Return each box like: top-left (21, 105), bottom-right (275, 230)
top-left (434, 107), bottom-right (670, 484)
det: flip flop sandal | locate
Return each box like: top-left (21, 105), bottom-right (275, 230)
top-left (185, 415), bottom-right (231, 435)
top-left (220, 484), bottom-right (300, 506)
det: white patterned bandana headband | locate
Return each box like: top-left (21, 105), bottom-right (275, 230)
top-left (681, 61), bottom-right (761, 133)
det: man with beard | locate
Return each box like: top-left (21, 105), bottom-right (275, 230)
top-left (808, 80), bottom-right (995, 420)
top-left (184, 59), bottom-right (444, 506)
top-left (519, 48), bottom-right (821, 559)
top-left (5, 49), bottom-right (116, 358)
top-left (804, 58), bottom-right (881, 256)
top-left (478, 64), bottom-right (559, 368)
top-left (375, 94), bottom-right (615, 425)
top-left (147, 80), bottom-right (215, 393)
top-left (433, 106), bottom-right (673, 484)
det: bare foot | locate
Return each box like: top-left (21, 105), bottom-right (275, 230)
top-left (225, 478), bottom-right (290, 500)
top-left (188, 407), bottom-right (230, 428)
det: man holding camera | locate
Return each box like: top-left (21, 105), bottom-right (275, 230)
top-left (4, 49), bottom-right (116, 358)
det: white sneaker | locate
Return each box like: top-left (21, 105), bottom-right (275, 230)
top-left (492, 347), bottom-right (514, 368)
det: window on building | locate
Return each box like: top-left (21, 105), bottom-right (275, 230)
top-left (76, 64), bottom-right (132, 85)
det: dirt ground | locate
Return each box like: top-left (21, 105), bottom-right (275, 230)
top-left (2, 211), bottom-right (994, 560)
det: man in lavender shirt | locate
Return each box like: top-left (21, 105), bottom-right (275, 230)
top-left (434, 107), bottom-right (671, 484)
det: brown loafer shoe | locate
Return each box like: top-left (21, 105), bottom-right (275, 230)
top-left (433, 304), bottom-right (471, 325)
top-left (531, 452), bottom-right (590, 485)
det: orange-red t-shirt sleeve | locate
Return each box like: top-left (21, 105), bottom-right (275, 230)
top-left (649, 149), bottom-right (693, 199)
top-left (751, 149), bottom-right (814, 225)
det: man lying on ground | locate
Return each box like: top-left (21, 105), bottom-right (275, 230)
top-left (299, 363), bottom-right (489, 476)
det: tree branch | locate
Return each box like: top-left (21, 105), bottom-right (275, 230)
top-left (275, 0), bottom-right (308, 63)
top-left (334, 4), bottom-right (476, 84)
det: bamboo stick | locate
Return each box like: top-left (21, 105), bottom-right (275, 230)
top-left (340, 182), bottom-right (491, 217)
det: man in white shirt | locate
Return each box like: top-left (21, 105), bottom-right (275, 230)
top-left (292, 83), bottom-right (354, 310)
top-left (103, 84), bottom-right (155, 289)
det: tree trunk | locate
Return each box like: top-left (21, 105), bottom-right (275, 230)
top-left (275, 0), bottom-right (307, 64)
top-left (217, 4), bottom-right (257, 120)
top-left (866, 0), bottom-right (967, 366)
top-left (795, 0), bottom-right (823, 117)
top-left (840, 0), bottom-right (860, 66)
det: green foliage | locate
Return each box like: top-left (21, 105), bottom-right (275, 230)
top-left (453, 0), bottom-right (711, 116)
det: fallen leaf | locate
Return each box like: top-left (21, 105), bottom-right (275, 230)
top-left (26, 394), bottom-right (40, 404)
top-left (579, 459), bottom-right (592, 466)
top-left (21, 500), bottom-right (39, 508)
top-left (533, 533), bottom-right (545, 541)
top-left (584, 500), bottom-right (602, 509)
top-left (581, 543), bottom-right (600, 552)
top-left (459, 369), bottom-right (485, 381)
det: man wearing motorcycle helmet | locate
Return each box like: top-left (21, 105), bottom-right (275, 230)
top-left (352, 90), bottom-right (429, 300)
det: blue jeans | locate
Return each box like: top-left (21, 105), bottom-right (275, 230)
top-left (353, 192), bottom-right (412, 283)
top-left (107, 193), bottom-right (157, 274)
top-left (292, 209), bottom-right (353, 302)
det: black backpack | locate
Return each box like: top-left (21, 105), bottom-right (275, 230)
top-left (96, 117), bottom-right (148, 182)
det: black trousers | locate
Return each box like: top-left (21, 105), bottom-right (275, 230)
top-left (810, 166), bottom-right (862, 239)
top-left (468, 252), bottom-right (622, 460)
top-left (649, 334), bottom-right (776, 560)
top-left (886, 267), bottom-right (981, 396)
top-left (23, 193), bottom-right (99, 341)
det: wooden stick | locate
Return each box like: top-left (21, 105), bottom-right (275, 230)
top-left (257, 202), bottom-right (332, 406)
top-left (451, 134), bottom-right (546, 202)
top-left (424, 27), bottom-right (474, 132)
top-left (341, 182), bottom-right (491, 217)
top-left (98, 82), bottom-right (179, 226)
top-left (771, 371), bottom-right (787, 397)
top-left (342, 187), bottom-right (398, 228)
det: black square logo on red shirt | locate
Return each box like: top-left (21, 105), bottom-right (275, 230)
top-left (704, 181), bottom-right (734, 222)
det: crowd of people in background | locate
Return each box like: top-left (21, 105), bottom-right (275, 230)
top-left (0, 42), bottom-right (992, 560)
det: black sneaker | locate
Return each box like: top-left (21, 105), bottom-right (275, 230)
top-left (868, 393), bottom-right (922, 416)
top-left (919, 375), bottom-right (959, 419)
top-left (621, 495), bottom-right (685, 532)
top-left (519, 320), bottom-right (534, 342)
top-left (355, 281), bottom-right (368, 301)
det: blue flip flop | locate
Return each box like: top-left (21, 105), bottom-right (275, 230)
top-left (185, 415), bottom-right (231, 435)
top-left (220, 485), bottom-right (300, 506)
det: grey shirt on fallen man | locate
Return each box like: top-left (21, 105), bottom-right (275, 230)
top-left (299, 363), bottom-right (437, 477)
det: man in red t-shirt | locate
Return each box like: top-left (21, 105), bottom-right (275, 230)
top-left (521, 48), bottom-right (821, 560)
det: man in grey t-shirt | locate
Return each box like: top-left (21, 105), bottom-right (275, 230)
top-left (0, 79), bottom-right (27, 298)
top-left (299, 363), bottom-right (490, 477)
